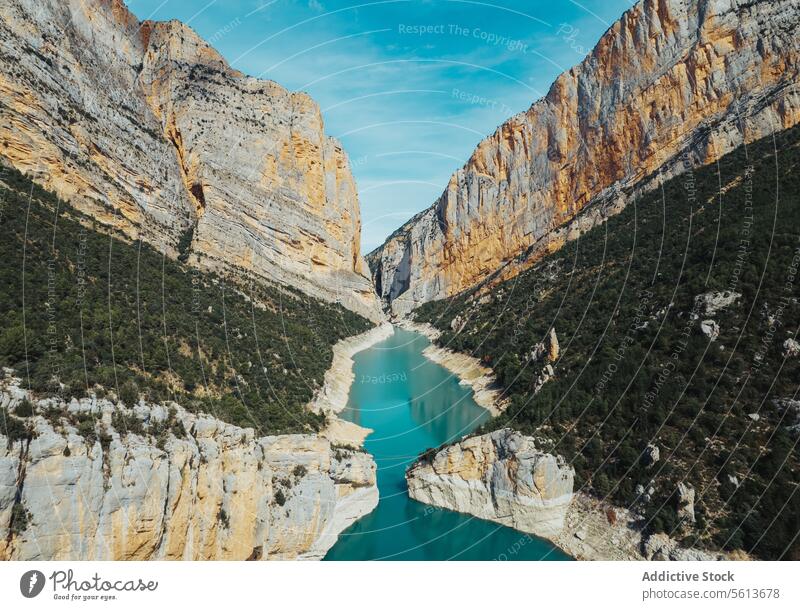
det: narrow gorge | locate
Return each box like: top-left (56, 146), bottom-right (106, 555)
top-left (0, 0), bottom-right (388, 560)
top-left (1, 0), bottom-right (798, 563)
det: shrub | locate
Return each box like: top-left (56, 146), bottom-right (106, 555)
top-left (1, 412), bottom-right (33, 444)
top-left (76, 415), bottom-right (98, 446)
top-left (10, 502), bottom-right (30, 535)
top-left (118, 381), bottom-right (139, 407)
top-left (13, 399), bottom-right (34, 417)
top-left (111, 410), bottom-right (144, 436)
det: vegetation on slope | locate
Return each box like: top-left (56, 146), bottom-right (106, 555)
top-left (415, 125), bottom-right (800, 560)
top-left (0, 164), bottom-right (371, 435)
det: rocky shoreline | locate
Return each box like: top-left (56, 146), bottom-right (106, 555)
top-left (310, 323), bottom-right (395, 447)
top-left (396, 320), bottom-right (507, 416)
top-left (0, 323), bottom-right (400, 561)
top-left (399, 324), bottom-right (745, 561)
top-left (0, 374), bottom-right (378, 561)
top-left (407, 429), bottom-right (574, 538)
top-left (405, 429), bottom-right (743, 561)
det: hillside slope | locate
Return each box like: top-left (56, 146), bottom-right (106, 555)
top-left (415, 124), bottom-right (800, 560)
top-left (370, 0), bottom-right (800, 315)
top-left (0, 164), bottom-right (370, 435)
top-left (0, 0), bottom-right (380, 320)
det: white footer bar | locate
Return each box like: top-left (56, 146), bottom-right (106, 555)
top-left (0, 561), bottom-right (797, 609)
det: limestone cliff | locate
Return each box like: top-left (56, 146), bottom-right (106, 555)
top-left (406, 429), bottom-right (742, 560)
top-left (0, 0), bottom-right (380, 320)
top-left (371, 0), bottom-right (800, 314)
top-left (406, 429), bottom-right (574, 538)
top-left (0, 375), bottom-right (378, 560)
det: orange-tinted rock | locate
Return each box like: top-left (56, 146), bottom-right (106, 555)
top-left (370, 0), bottom-right (800, 315)
top-left (0, 0), bottom-right (381, 320)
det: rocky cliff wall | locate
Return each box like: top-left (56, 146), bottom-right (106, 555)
top-left (0, 0), bottom-right (381, 320)
top-left (405, 429), bottom-right (744, 560)
top-left (406, 429), bottom-right (574, 538)
top-left (0, 375), bottom-right (378, 560)
top-left (370, 0), bottom-right (800, 314)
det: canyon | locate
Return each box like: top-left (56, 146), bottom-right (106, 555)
top-left (2, 0), bottom-right (797, 563)
top-left (0, 0), bottom-right (381, 321)
top-left (370, 0), bottom-right (800, 315)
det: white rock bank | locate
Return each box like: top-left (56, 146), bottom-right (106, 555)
top-left (0, 377), bottom-right (377, 560)
top-left (406, 429), bottom-right (574, 538)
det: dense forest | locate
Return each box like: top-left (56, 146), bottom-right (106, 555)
top-left (415, 125), bottom-right (800, 560)
top-left (0, 164), bottom-right (371, 434)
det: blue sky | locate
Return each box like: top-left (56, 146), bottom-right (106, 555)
top-left (128, 0), bottom-right (634, 253)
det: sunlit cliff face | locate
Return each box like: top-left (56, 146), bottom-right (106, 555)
top-left (369, 0), bottom-right (800, 315)
top-left (0, 0), bottom-right (381, 321)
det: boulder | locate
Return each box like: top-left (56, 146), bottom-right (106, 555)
top-left (782, 338), bottom-right (800, 358)
top-left (642, 444), bottom-right (660, 467)
top-left (676, 482), bottom-right (696, 524)
top-left (700, 319), bottom-right (720, 341)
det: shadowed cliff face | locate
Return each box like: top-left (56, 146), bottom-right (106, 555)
top-left (370, 0), bottom-right (800, 315)
top-left (0, 0), bottom-right (381, 321)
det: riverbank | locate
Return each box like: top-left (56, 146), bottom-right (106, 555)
top-left (0, 374), bottom-right (378, 560)
top-left (396, 320), bottom-right (508, 416)
top-left (397, 320), bottom-right (742, 561)
top-left (324, 326), bottom-right (568, 560)
top-left (310, 322), bottom-right (395, 447)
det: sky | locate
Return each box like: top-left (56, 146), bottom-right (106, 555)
top-left (127, 0), bottom-right (634, 253)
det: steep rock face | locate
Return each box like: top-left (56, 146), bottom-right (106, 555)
top-left (0, 0), bottom-right (380, 320)
top-left (0, 378), bottom-right (378, 560)
top-left (371, 0), bottom-right (800, 314)
top-left (406, 429), bottom-right (574, 538)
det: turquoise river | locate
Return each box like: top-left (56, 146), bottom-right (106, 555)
top-left (324, 327), bottom-right (570, 560)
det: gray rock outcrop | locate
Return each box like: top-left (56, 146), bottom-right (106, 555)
top-left (783, 338), bottom-right (800, 358)
top-left (695, 291), bottom-right (742, 317)
top-left (700, 320), bottom-right (720, 341)
top-left (0, 378), bottom-right (378, 560)
top-left (676, 482), bottom-right (696, 524)
top-left (405, 429), bottom-right (574, 538)
top-left (643, 444), bottom-right (660, 467)
top-left (643, 533), bottom-right (725, 561)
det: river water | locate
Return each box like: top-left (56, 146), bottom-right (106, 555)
top-left (324, 327), bottom-right (570, 561)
